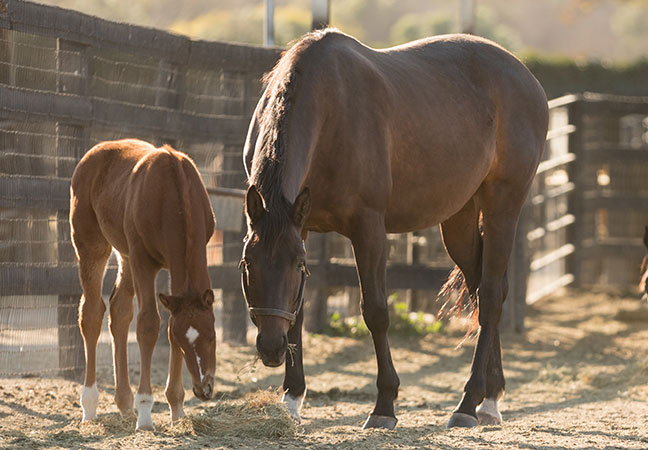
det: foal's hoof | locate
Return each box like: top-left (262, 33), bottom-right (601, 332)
top-left (446, 412), bottom-right (478, 428)
top-left (362, 414), bottom-right (398, 430)
top-left (136, 419), bottom-right (155, 432)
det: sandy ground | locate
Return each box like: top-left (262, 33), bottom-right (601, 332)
top-left (1, 289), bottom-right (648, 449)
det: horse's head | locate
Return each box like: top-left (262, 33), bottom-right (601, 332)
top-left (159, 290), bottom-right (216, 400)
top-left (241, 185), bottom-right (311, 367)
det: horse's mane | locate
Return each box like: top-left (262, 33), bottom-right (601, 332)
top-left (247, 28), bottom-right (335, 243)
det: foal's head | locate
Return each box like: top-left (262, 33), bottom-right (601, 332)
top-left (159, 290), bottom-right (216, 400)
top-left (241, 185), bottom-right (311, 367)
top-left (641, 226), bottom-right (648, 302)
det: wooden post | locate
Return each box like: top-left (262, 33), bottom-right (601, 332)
top-left (311, 0), bottom-right (330, 30)
top-left (501, 205), bottom-right (529, 333)
top-left (56, 38), bottom-right (89, 380)
top-left (304, 232), bottom-right (329, 333)
top-left (567, 100), bottom-right (584, 288)
top-left (220, 138), bottom-right (248, 344)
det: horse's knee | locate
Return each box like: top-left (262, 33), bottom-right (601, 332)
top-left (477, 281), bottom-right (506, 326)
top-left (136, 309), bottom-right (160, 343)
top-left (78, 296), bottom-right (106, 336)
top-left (361, 301), bottom-right (390, 333)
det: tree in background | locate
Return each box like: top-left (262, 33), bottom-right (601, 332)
top-left (35, 0), bottom-right (648, 62)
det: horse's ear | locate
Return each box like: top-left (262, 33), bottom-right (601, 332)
top-left (291, 187), bottom-right (311, 227)
top-left (202, 289), bottom-right (215, 309)
top-left (245, 185), bottom-right (266, 223)
top-left (159, 293), bottom-right (181, 314)
top-left (644, 226), bottom-right (648, 249)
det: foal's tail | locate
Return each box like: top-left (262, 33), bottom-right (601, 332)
top-left (437, 266), bottom-right (479, 341)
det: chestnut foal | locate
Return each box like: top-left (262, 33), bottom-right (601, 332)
top-left (70, 139), bottom-right (216, 430)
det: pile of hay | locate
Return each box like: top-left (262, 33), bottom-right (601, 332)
top-left (168, 388), bottom-right (297, 439)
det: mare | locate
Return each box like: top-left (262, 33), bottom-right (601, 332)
top-left (641, 226), bottom-right (648, 301)
top-left (70, 139), bottom-right (217, 430)
top-left (240, 29), bottom-right (548, 429)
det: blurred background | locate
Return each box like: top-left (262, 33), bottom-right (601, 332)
top-left (36, 0), bottom-right (648, 99)
top-left (35, 0), bottom-right (648, 60)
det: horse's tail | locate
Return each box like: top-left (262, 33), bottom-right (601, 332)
top-left (437, 267), bottom-right (479, 341)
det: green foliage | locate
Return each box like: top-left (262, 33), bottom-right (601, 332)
top-left (390, 12), bottom-right (454, 45)
top-left (326, 293), bottom-right (444, 338)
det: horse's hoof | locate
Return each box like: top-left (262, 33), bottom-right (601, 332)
top-left (477, 411), bottom-right (501, 425)
top-left (447, 412), bottom-right (478, 428)
top-left (476, 399), bottom-right (502, 425)
top-left (136, 417), bottom-right (155, 431)
top-left (362, 414), bottom-right (398, 430)
top-left (282, 390), bottom-right (306, 424)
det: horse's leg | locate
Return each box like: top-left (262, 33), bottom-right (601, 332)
top-left (442, 199), bottom-right (507, 425)
top-left (447, 182), bottom-right (523, 428)
top-left (72, 221), bottom-right (111, 422)
top-left (476, 327), bottom-right (505, 425)
top-left (350, 212), bottom-right (399, 430)
top-left (282, 306), bottom-right (306, 422)
top-left (165, 330), bottom-right (186, 422)
top-left (440, 198), bottom-right (484, 428)
top-left (108, 254), bottom-right (135, 416)
top-left (129, 249), bottom-right (161, 431)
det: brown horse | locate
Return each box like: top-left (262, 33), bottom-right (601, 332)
top-left (70, 139), bottom-right (216, 430)
top-left (240, 29), bottom-right (548, 430)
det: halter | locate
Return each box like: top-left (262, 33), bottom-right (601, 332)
top-left (239, 259), bottom-right (309, 328)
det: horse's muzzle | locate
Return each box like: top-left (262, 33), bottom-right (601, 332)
top-left (192, 375), bottom-right (214, 401)
top-left (256, 332), bottom-right (288, 367)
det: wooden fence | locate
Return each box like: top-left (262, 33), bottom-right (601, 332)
top-left (523, 93), bottom-right (648, 309)
top-left (1, 1), bottom-right (647, 379)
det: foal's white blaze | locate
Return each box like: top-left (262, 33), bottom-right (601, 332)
top-left (282, 389), bottom-right (306, 423)
top-left (185, 326), bottom-right (199, 345)
top-left (135, 393), bottom-right (155, 431)
top-left (80, 383), bottom-right (99, 422)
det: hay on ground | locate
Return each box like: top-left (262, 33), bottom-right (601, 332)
top-left (166, 388), bottom-right (296, 439)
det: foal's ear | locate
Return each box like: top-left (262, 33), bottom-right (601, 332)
top-left (644, 226), bottom-right (648, 248)
top-left (291, 187), bottom-right (311, 227)
top-left (159, 293), bottom-right (181, 314)
top-left (245, 185), bottom-right (266, 223)
top-left (202, 289), bottom-right (215, 309)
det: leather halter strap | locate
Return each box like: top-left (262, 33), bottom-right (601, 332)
top-left (240, 264), bottom-right (308, 328)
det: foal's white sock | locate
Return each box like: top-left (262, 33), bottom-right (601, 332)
top-left (135, 393), bottom-right (155, 431)
top-left (80, 383), bottom-right (99, 422)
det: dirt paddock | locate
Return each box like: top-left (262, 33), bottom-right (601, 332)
top-left (1, 289), bottom-right (648, 449)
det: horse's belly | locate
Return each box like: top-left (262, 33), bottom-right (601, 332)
top-left (384, 152), bottom-right (491, 232)
top-left (384, 186), bottom-right (477, 233)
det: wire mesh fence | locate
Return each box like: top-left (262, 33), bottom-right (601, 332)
top-left (0, 0), bottom-right (278, 378)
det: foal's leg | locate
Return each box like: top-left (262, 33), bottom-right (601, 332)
top-left (72, 224), bottom-right (111, 421)
top-left (282, 307), bottom-right (306, 422)
top-left (165, 330), bottom-right (186, 422)
top-left (350, 212), bottom-right (399, 429)
top-left (108, 254), bottom-right (135, 416)
top-left (448, 182), bottom-right (523, 428)
top-left (129, 249), bottom-right (161, 431)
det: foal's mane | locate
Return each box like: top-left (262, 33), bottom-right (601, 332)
top-left (162, 144), bottom-right (196, 290)
top-left (247, 28), bottom-right (334, 242)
